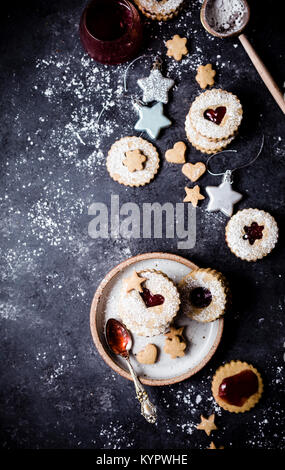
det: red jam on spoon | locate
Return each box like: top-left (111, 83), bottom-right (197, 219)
top-left (204, 106), bottom-right (226, 125)
top-left (106, 318), bottom-right (131, 358)
top-left (140, 287), bottom-right (164, 308)
top-left (218, 369), bottom-right (259, 406)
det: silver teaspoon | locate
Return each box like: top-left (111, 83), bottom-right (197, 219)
top-left (106, 318), bottom-right (157, 424)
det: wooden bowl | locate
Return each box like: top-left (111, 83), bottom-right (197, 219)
top-left (90, 252), bottom-right (224, 386)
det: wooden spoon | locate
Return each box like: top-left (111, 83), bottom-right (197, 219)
top-left (200, 0), bottom-right (285, 114)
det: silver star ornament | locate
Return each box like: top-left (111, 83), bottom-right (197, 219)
top-left (137, 68), bottom-right (174, 104)
top-left (134, 101), bottom-right (171, 139)
top-left (206, 170), bottom-right (242, 217)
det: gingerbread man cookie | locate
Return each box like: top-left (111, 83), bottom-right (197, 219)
top-left (165, 141), bottom-right (186, 163)
top-left (196, 64), bottom-right (216, 89)
top-left (123, 149), bottom-right (147, 172)
top-left (163, 326), bottom-right (186, 359)
top-left (166, 35), bottom-right (188, 61)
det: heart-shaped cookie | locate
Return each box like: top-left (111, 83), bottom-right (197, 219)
top-left (165, 141), bottom-right (186, 164)
top-left (182, 162), bottom-right (206, 182)
top-left (136, 344), bottom-right (158, 365)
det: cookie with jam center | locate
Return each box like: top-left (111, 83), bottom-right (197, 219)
top-left (212, 361), bottom-right (263, 413)
top-left (119, 269), bottom-right (180, 337)
top-left (178, 268), bottom-right (230, 322)
top-left (189, 89), bottom-right (243, 142)
top-left (225, 208), bottom-right (278, 261)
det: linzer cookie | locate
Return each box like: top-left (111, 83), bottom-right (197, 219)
top-left (188, 89), bottom-right (243, 142)
top-left (178, 268), bottom-right (230, 323)
top-left (212, 361), bottom-right (263, 413)
top-left (106, 136), bottom-right (159, 187)
top-left (225, 209), bottom-right (278, 261)
top-left (119, 269), bottom-right (180, 337)
top-left (185, 113), bottom-right (235, 154)
top-left (133, 0), bottom-right (184, 21)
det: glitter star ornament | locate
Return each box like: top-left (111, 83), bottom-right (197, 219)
top-left (134, 101), bottom-right (171, 139)
top-left (206, 170), bottom-right (242, 217)
top-left (137, 68), bottom-right (174, 104)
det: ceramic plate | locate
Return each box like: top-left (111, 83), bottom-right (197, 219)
top-left (90, 252), bottom-right (223, 386)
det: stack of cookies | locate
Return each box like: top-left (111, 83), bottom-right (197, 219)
top-left (185, 89), bottom-right (243, 154)
top-left (133, 0), bottom-right (184, 21)
top-left (119, 269), bottom-right (180, 336)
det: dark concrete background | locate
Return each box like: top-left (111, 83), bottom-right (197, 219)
top-left (0, 0), bottom-right (284, 449)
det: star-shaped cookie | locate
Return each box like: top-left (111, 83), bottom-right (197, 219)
top-left (208, 441), bottom-right (224, 450)
top-left (206, 180), bottom-right (242, 217)
top-left (196, 414), bottom-right (217, 436)
top-left (134, 102), bottom-right (171, 139)
top-left (123, 149), bottom-right (146, 172)
top-left (166, 35), bottom-right (188, 61)
top-left (196, 64), bottom-right (216, 89)
top-left (183, 185), bottom-right (205, 207)
top-left (123, 271), bottom-right (146, 293)
top-left (137, 68), bottom-right (174, 104)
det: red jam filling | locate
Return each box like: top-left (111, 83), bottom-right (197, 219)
top-left (190, 287), bottom-right (212, 308)
top-left (218, 369), bottom-right (259, 407)
top-left (140, 287), bottom-right (164, 308)
top-left (243, 222), bottom-right (264, 245)
top-left (203, 106), bottom-right (226, 125)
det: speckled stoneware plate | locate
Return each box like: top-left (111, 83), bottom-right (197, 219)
top-left (90, 252), bottom-right (223, 386)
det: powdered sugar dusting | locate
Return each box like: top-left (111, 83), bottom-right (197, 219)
top-left (226, 209), bottom-right (279, 261)
top-left (190, 89), bottom-right (243, 140)
top-left (185, 113), bottom-right (235, 152)
top-left (179, 269), bottom-right (228, 322)
top-left (134, 0), bottom-right (184, 16)
top-left (106, 136), bottom-right (160, 186)
top-left (205, 0), bottom-right (247, 35)
top-left (119, 269), bottom-right (180, 336)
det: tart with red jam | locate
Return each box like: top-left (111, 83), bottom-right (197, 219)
top-left (212, 361), bottom-right (263, 413)
top-left (225, 209), bottom-right (278, 261)
top-left (178, 268), bottom-right (230, 323)
top-left (119, 269), bottom-right (180, 337)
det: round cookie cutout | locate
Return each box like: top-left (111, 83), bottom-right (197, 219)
top-left (119, 269), bottom-right (180, 337)
top-left (178, 268), bottom-right (230, 322)
top-left (133, 0), bottom-right (184, 20)
top-left (189, 89), bottom-right (243, 141)
top-left (106, 136), bottom-right (159, 187)
top-left (185, 113), bottom-right (235, 154)
top-left (212, 361), bottom-right (263, 413)
top-left (225, 208), bottom-right (278, 261)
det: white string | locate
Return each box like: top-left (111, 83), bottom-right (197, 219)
top-left (123, 54), bottom-right (150, 93)
top-left (206, 135), bottom-right (265, 176)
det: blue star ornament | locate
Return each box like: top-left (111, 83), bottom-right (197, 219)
top-left (134, 102), bottom-right (171, 139)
